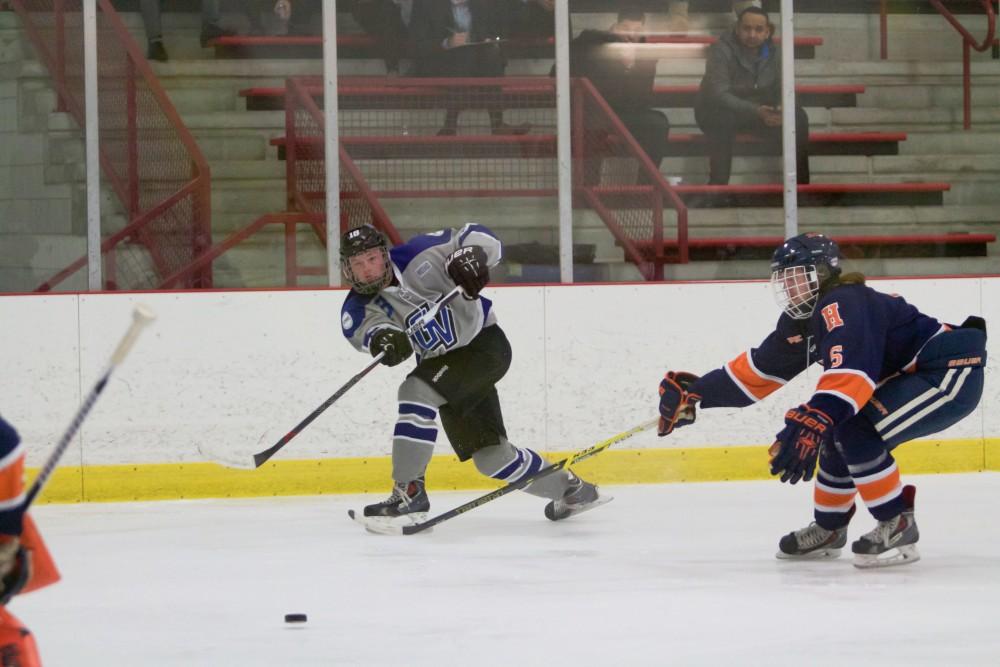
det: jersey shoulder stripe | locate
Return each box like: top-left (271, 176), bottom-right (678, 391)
top-left (458, 223), bottom-right (499, 245)
top-left (341, 290), bottom-right (374, 339)
top-left (390, 229), bottom-right (453, 272)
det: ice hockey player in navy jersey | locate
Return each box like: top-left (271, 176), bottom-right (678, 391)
top-left (0, 415), bottom-right (61, 665)
top-left (656, 233), bottom-right (986, 568)
top-left (340, 223), bottom-right (609, 527)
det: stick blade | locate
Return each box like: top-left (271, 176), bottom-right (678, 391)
top-left (347, 509), bottom-right (406, 535)
top-left (196, 441), bottom-right (256, 471)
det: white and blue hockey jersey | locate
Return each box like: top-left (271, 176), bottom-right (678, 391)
top-left (340, 223), bottom-right (502, 361)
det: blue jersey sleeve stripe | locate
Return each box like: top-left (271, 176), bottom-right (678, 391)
top-left (458, 223), bottom-right (498, 246)
top-left (390, 229), bottom-right (453, 272)
top-left (342, 292), bottom-right (372, 340)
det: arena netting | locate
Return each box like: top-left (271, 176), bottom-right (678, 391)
top-left (12, 0), bottom-right (212, 290)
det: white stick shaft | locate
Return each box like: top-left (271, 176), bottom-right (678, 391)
top-left (25, 305), bottom-right (155, 507)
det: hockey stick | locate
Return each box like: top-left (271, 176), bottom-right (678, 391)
top-left (350, 417), bottom-right (659, 535)
top-left (245, 286), bottom-right (464, 469)
top-left (24, 305), bottom-right (155, 508)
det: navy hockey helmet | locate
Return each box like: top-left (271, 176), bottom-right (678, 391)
top-left (769, 232), bottom-right (842, 319)
top-left (340, 224), bottom-right (393, 295)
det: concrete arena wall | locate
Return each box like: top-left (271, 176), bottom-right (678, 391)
top-left (2, 277), bottom-right (997, 503)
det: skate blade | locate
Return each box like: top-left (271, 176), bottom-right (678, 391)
top-left (853, 544), bottom-right (920, 569)
top-left (775, 547), bottom-right (842, 561)
top-left (347, 509), bottom-right (430, 536)
top-left (558, 494), bottom-right (614, 521)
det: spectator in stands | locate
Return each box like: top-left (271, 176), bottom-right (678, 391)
top-left (140, 0), bottom-right (235, 63)
top-left (410, 0), bottom-right (530, 136)
top-left (508, 0), bottom-right (554, 38)
top-left (665, 0), bottom-right (762, 33)
top-left (346, 0), bottom-right (414, 75)
top-left (246, 0), bottom-right (318, 37)
top-left (569, 9), bottom-right (670, 169)
top-left (694, 6), bottom-right (810, 185)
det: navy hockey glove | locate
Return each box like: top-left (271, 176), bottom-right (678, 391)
top-left (657, 371), bottom-right (701, 436)
top-left (769, 405), bottom-right (833, 484)
top-left (445, 245), bottom-right (489, 299)
top-left (369, 328), bottom-right (413, 367)
top-left (0, 538), bottom-right (30, 606)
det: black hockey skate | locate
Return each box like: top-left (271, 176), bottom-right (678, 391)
top-left (363, 477), bottom-right (429, 519)
top-left (852, 485), bottom-right (920, 569)
top-left (776, 505), bottom-right (855, 560)
top-left (544, 471), bottom-right (611, 521)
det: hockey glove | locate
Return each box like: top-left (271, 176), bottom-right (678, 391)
top-left (657, 371), bottom-right (702, 436)
top-left (445, 245), bottom-right (490, 299)
top-left (0, 538), bottom-right (30, 606)
top-left (369, 328), bottom-right (413, 367)
top-left (768, 404), bottom-right (833, 484)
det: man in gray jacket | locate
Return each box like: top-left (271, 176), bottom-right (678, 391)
top-left (694, 6), bottom-right (810, 185)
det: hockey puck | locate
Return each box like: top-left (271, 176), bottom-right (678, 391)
top-left (284, 613), bottom-right (307, 624)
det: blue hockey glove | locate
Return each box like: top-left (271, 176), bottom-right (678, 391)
top-left (769, 404), bottom-right (833, 484)
top-left (657, 371), bottom-right (701, 436)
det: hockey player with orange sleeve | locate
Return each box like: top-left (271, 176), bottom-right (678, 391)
top-left (656, 233), bottom-right (986, 568)
top-left (0, 416), bottom-right (60, 666)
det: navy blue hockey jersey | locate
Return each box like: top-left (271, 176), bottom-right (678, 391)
top-left (691, 283), bottom-right (946, 425)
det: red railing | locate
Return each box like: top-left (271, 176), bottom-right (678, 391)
top-left (930, 0), bottom-right (997, 129)
top-left (285, 77), bottom-right (402, 246)
top-left (880, 0), bottom-right (996, 129)
top-left (278, 76), bottom-right (685, 280)
top-left (11, 1), bottom-right (212, 291)
top-left (573, 77), bottom-right (687, 277)
top-left (163, 77), bottom-right (402, 288)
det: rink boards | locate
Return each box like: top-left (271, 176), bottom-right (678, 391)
top-left (2, 277), bottom-right (998, 503)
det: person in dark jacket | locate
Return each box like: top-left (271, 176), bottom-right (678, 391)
top-left (410, 0), bottom-right (529, 135)
top-left (569, 9), bottom-right (670, 169)
top-left (694, 6), bottom-right (810, 185)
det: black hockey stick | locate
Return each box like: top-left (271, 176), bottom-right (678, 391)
top-left (247, 286), bottom-right (464, 469)
top-left (24, 305), bottom-right (155, 508)
top-left (350, 418), bottom-right (658, 535)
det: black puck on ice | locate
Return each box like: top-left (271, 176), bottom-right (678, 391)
top-left (284, 613), bottom-right (307, 623)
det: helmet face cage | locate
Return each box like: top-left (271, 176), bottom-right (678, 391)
top-left (771, 264), bottom-right (821, 319)
top-left (341, 246), bottom-right (392, 295)
top-left (340, 225), bottom-right (392, 295)
top-left (769, 233), bottom-right (841, 319)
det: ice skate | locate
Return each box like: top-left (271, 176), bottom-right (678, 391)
top-left (776, 505), bottom-right (855, 560)
top-left (852, 485), bottom-right (920, 569)
top-left (544, 471), bottom-right (611, 521)
top-left (350, 478), bottom-right (430, 534)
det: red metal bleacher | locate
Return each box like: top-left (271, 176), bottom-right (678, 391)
top-left (631, 233), bottom-right (997, 262)
top-left (212, 33), bottom-right (825, 59)
top-left (267, 131), bottom-right (910, 161)
top-left (240, 83), bottom-right (866, 111)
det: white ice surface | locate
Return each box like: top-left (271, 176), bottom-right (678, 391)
top-left (16, 474), bottom-right (1000, 666)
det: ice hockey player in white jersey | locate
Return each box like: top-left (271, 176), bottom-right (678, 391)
top-left (340, 223), bottom-right (608, 525)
